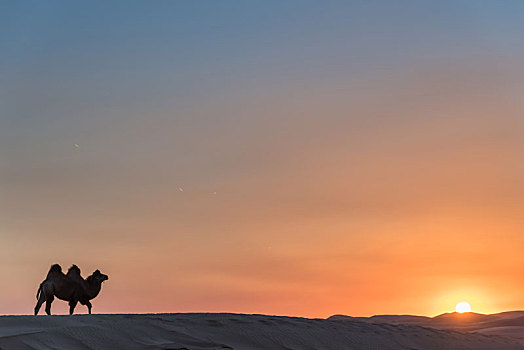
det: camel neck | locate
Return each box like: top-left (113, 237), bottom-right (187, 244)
top-left (86, 280), bottom-right (102, 299)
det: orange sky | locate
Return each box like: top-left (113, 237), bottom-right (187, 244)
top-left (2, 2), bottom-right (524, 317)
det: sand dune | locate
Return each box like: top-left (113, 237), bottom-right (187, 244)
top-left (1, 313), bottom-right (523, 350)
top-left (330, 311), bottom-right (524, 345)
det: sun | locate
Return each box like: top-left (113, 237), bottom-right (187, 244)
top-left (456, 302), bottom-right (471, 313)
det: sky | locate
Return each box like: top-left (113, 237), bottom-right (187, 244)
top-left (1, 1), bottom-right (524, 317)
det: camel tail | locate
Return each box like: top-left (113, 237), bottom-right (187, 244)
top-left (36, 283), bottom-right (42, 300)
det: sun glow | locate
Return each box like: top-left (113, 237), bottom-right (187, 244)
top-left (456, 302), bottom-right (471, 313)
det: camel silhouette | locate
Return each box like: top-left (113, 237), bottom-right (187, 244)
top-left (34, 264), bottom-right (108, 315)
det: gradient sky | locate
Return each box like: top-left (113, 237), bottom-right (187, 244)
top-left (2, 1), bottom-right (524, 317)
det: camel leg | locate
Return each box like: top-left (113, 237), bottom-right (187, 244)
top-left (45, 295), bottom-right (54, 315)
top-left (34, 294), bottom-right (45, 315)
top-left (69, 300), bottom-right (78, 315)
top-left (85, 301), bottom-right (92, 314)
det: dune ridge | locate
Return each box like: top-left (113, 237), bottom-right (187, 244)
top-left (1, 313), bottom-right (523, 350)
top-left (330, 311), bottom-right (524, 345)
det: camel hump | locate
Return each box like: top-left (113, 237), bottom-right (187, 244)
top-left (49, 264), bottom-right (62, 274)
top-left (46, 264), bottom-right (63, 278)
top-left (67, 264), bottom-right (81, 276)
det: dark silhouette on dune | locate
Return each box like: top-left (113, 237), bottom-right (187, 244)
top-left (35, 264), bottom-right (108, 315)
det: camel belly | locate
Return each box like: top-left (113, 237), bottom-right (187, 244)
top-left (55, 291), bottom-right (75, 301)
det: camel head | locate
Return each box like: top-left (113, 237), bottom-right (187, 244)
top-left (89, 269), bottom-right (109, 284)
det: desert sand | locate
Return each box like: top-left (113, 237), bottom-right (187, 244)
top-left (1, 313), bottom-right (523, 350)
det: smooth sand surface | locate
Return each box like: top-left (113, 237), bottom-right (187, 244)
top-left (1, 313), bottom-right (523, 350)
top-left (331, 311), bottom-right (524, 346)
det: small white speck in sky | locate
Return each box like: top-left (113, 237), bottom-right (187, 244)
top-left (178, 187), bottom-right (184, 192)
top-left (74, 144), bottom-right (80, 149)
top-left (213, 191), bottom-right (217, 195)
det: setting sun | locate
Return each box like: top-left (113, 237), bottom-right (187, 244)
top-left (456, 302), bottom-right (472, 313)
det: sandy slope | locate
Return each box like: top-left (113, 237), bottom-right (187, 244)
top-left (0, 313), bottom-right (522, 350)
top-left (330, 311), bottom-right (524, 345)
